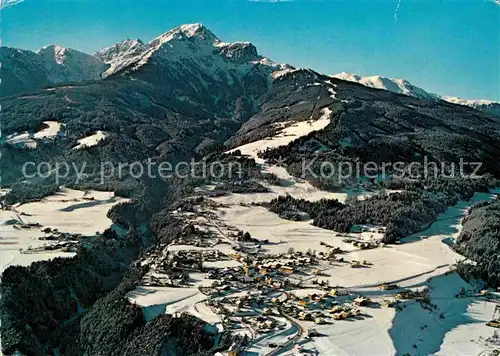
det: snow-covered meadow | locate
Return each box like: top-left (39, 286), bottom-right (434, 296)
top-left (0, 188), bottom-right (127, 273)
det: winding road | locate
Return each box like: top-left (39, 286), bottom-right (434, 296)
top-left (264, 306), bottom-right (305, 356)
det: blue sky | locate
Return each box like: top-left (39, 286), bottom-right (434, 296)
top-left (2, 0), bottom-right (499, 100)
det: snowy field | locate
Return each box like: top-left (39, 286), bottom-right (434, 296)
top-left (127, 277), bottom-right (224, 333)
top-left (392, 273), bottom-right (499, 356)
top-left (225, 109), bottom-right (354, 204)
top-left (5, 132), bottom-right (37, 148)
top-left (33, 121), bottom-right (63, 139)
top-left (73, 130), bottom-right (107, 149)
top-left (5, 121), bottom-right (63, 148)
top-left (0, 188), bottom-right (127, 273)
top-left (227, 108), bottom-right (333, 166)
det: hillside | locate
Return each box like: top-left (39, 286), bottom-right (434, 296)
top-left (456, 198), bottom-right (500, 287)
top-left (231, 69), bottom-right (500, 176)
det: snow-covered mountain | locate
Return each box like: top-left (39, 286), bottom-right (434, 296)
top-left (333, 72), bottom-right (438, 101)
top-left (1, 23), bottom-right (291, 99)
top-left (37, 45), bottom-right (107, 83)
top-left (93, 23), bottom-right (293, 115)
top-left (1, 24), bottom-right (497, 118)
top-left (97, 23), bottom-right (290, 79)
top-left (441, 96), bottom-right (500, 116)
top-left (0, 44), bottom-right (107, 96)
top-left (333, 72), bottom-right (500, 116)
top-left (94, 39), bottom-right (148, 77)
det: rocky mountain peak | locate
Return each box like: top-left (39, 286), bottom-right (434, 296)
top-left (95, 39), bottom-right (146, 63)
top-left (149, 23), bottom-right (219, 48)
top-left (37, 44), bottom-right (69, 65)
top-left (216, 41), bottom-right (259, 63)
top-left (35, 44), bottom-right (107, 83)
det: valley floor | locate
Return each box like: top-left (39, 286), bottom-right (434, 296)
top-left (126, 106), bottom-right (500, 356)
top-left (128, 187), bottom-right (500, 356)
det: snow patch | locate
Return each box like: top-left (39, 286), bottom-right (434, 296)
top-left (34, 121), bottom-right (63, 139)
top-left (6, 132), bottom-right (37, 148)
top-left (228, 107), bottom-right (332, 164)
top-left (442, 95), bottom-right (498, 107)
top-left (73, 131), bottom-right (106, 149)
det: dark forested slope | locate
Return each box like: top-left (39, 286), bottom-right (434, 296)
top-left (456, 198), bottom-right (500, 287)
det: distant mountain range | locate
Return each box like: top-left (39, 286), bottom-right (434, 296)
top-left (333, 72), bottom-right (500, 116)
top-left (0, 23), bottom-right (289, 98)
top-left (0, 45), bottom-right (106, 97)
top-left (0, 23), bottom-right (497, 116)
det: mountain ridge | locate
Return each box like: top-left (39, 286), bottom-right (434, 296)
top-left (333, 71), bottom-right (500, 116)
top-left (0, 23), bottom-right (497, 118)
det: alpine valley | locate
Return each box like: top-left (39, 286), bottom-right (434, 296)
top-left (1, 24), bottom-right (500, 356)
